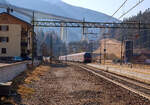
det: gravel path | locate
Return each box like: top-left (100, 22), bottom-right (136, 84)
top-left (8, 64), bottom-right (150, 105)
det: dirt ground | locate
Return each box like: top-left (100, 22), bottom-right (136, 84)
top-left (2, 63), bottom-right (150, 105)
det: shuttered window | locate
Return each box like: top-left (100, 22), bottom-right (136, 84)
top-left (0, 37), bottom-right (9, 43)
top-left (0, 25), bottom-right (9, 31)
top-left (1, 48), bottom-right (6, 54)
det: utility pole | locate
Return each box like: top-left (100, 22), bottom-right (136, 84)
top-left (32, 11), bottom-right (35, 66)
top-left (90, 40), bottom-right (93, 53)
top-left (104, 35), bottom-right (106, 65)
top-left (120, 35), bottom-right (124, 65)
top-left (99, 42), bottom-right (102, 64)
top-left (82, 18), bottom-right (85, 41)
top-left (99, 28), bottom-right (105, 64)
top-left (65, 28), bottom-right (68, 64)
top-left (103, 29), bottom-right (110, 65)
top-left (50, 33), bottom-right (53, 64)
top-left (65, 48), bottom-right (67, 65)
top-left (139, 20), bottom-right (141, 48)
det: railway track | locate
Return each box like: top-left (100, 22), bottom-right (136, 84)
top-left (70, 62), bottom-right (150, 100)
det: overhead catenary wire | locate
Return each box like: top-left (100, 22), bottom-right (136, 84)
top-left (102, 0), bottom-right (129, 34)
top-left (100, 0), bottom-right (128, 64)
top-left (119, 0), bottom-right (144, 19)
top-left (111, 0), bottom-right (128, 17)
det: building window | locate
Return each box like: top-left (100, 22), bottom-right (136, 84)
top-left (0, 37), bottom-right (9, 43)
top-left (1, 48), bottom-right (6, 54)
top-left (0, 25), bottom-right (9, 31)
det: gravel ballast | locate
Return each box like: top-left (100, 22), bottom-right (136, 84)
top-left (5, 64), bottom-right (150, 105)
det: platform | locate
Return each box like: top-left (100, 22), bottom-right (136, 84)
top-left (87, 63), bottom-right (150, 84)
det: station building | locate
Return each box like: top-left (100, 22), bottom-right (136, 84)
top-left (0, 12), bottom-right (33, 60)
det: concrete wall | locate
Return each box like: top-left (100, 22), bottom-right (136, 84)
top-left (0, 24), bottom-right (21, 57)
top-left (0, 61), bottom-right (41, 83)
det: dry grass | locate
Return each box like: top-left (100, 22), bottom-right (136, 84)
top-left (0, 65), bottom-right (51, 104)
top-left (17, 65), bottom-right (50, 99)
top-left (104, 64), bottom-right (150, 75)
top-left (17, 85), bottom-right (35, 99)
top-left (24, 66), bottom-right (50, 84)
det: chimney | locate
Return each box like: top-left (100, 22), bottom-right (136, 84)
top-left (7, 7), bottom-right (10, 14)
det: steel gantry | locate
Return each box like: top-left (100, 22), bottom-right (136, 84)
top-left (33, 21), bottom-right (150, 29)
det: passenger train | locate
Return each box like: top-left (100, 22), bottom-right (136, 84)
top-left (59, 52), bottom-right (92, 63)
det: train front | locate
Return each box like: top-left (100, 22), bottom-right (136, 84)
top-left (84, 53), bottom-right (92, 63)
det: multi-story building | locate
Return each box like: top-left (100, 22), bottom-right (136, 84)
top-left (94, 38), bottom-right (125, 60)
top-left (0, 12), bottom-right (33, 60)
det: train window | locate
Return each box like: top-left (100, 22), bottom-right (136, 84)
top-left (84, 53), bottom-right (92, 58)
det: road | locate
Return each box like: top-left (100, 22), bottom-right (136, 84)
top-left (0, 63), bottom-right (11, 67)
top-left (4, 63), bottom-right (150, 105)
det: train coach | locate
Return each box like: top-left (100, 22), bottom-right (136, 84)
top-left (59, 52), bottom-right (92, 63)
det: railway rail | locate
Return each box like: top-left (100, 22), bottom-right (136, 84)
top-left (69, 62), bottom-right (150, 100)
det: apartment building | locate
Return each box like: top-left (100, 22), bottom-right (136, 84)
top-left (0, 12), bottom-right (32, 59)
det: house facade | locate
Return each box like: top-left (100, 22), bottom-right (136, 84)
top-left (94, 38), bottom-right (125, 60)
top-left (0, 12), bottom-right (32, 59)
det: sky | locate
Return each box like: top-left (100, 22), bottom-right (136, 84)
top-left (62, 0), bottom-right (150, 20)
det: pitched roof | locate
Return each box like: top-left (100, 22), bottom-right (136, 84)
top-left (0, 12), bottom-right (31, 26)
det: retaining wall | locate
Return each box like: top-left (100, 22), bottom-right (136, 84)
top-left (0, 60), bottom-right (40, 82)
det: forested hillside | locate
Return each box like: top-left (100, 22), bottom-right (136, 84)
top-left (110, 8), bottom-right (150, 49)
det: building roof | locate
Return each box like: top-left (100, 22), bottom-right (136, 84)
top-left (100, 38), bottom-right (121, 44)
top-left (0, 12), bottom-right (31, 27)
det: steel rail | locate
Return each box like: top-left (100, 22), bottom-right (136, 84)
top-left (80, 66), bottom-right (150, 100)
top-left (70, 63), bottom-right (150, 100)
top-left (85, 65), bottom-right (150, 90)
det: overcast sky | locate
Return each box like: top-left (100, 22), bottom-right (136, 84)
top-left (62, 0), bottom-right (149, 20)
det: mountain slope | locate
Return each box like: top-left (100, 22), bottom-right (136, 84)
top-left (0, 0), bottom-right (9, 5)
top-left (1, 0), bottom-right (119, 42)
top-left (7, 0), bottom-right (118, 22)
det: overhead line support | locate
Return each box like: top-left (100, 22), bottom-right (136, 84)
top-left (33, 21), bottom-right (150, 29)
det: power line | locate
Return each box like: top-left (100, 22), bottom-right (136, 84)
top-left (119, 0), bottom-right (144, 19)
top-left (102, 0), bottom-right (128, 39)
top-left (111, 0), bottom-right (128, 17)
top-left (103, 0), bottom-right (128, 38)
